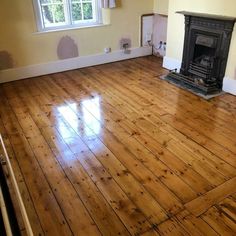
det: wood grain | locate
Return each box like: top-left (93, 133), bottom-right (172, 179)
top-left (185, 177), bottom-right (236, 216)
top-left (0, 56), bottom-right (235, 236)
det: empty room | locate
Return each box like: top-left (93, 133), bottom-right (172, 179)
top-left (0, 0), bottom-right (236, 235)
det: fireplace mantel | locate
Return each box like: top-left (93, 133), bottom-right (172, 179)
top-left (176, 11), bottom-right (236, 22)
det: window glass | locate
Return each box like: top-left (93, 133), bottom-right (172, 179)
top-left (34, 0), bottom-right (101, 31)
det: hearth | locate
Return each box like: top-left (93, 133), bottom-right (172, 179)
top-left (166, 11), bottom-right (236, 95)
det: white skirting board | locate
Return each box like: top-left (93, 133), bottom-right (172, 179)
top-left (163, 56), bottom-right (236, 96)
top-left (223, 77), bottom-right (236, 95)
top-left (0, 46), bottom-right (152, 84)
top-left (163, 56), bottom-right (181, 72)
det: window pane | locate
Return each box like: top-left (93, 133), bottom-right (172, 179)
top-left (42, 5), bottom-right (54, 23)
top-left (72, 3), bottom-right (82, 21)
top-left (40, 0), bottom-right (63, 3)
top-left (42, 4), bottom-right (65, 26)
top-left (40, 0), bottom-right (51, 4)
top-left (83, 3), bottom-right (93, 20)
top-left (54, 4), bottom-right (65, 22)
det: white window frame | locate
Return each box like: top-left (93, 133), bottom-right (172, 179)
top-left (33, 0), bottom-right (102, 32)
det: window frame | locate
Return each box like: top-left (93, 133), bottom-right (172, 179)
top-left (33, 0), bottom-right (102, 32)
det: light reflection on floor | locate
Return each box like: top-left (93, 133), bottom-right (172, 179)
top-left (81, 97), bottom-right (101, 137)
top-left (57, 97), bottom-right (102, 140)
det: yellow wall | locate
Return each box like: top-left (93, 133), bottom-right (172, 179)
top-left (0, 0), bottom-right (153, 68)
top-left (166, 0), bottom-right (236, 80)
top-left (154, 0), bottom-right (169, 15)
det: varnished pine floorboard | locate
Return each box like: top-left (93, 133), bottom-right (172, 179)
top-left (0, 56), bottom-right (236, 236)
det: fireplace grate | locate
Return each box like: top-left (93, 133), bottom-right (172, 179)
top-left (165, 72), bottom-right (220, 94)
top-left (189, 62), bottom-right (213, 80)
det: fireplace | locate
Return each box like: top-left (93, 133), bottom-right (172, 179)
top-left (166, 11), bottom-right (236, 95)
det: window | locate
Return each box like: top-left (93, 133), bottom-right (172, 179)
top-left (33, 0), bottom-right (102, 31)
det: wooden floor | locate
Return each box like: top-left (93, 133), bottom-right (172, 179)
top-left (0, 56), bottom-right (236, 236)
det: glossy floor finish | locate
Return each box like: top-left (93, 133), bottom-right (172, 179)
top-left (0, 56), bottom-right (236, 236)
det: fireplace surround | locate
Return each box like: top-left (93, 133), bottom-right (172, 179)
top-left (166, 11), bottom-right (236, 95)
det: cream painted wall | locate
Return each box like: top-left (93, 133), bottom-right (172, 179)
top-left (154, 0), bottom-right (169, 15)
top-left (0, 0), bottom-right (153, 68)
top-left (166, 0), bottom-right (236, 80)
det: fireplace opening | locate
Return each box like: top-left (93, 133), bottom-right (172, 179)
top-left (189, 35), bottom-right (218, 86)
top-left (193, 45), bottom-right (216, 64)
top-left (166, 11), bottom-right (236, 95)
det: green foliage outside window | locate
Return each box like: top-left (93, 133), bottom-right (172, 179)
top-left (42, 5), bottom-right (65, 23)
top-left (82, 3), bottom-right (93, 20)
top-left (41, 0), bottom-right (93, 24)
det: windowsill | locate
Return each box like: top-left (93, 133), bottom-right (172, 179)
top-left (33, 23), bottom-right (110, 34)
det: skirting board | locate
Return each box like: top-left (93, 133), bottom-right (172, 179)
top-left (163, 56), bottom-right (236, 96)
top-left (163, 56), bottom-right (181, 72)
top-left (0, 46), bottom-right (152, 83)
top-left (223, 77), bottom-right (236, 95)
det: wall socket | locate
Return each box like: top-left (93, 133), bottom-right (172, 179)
top-left (104, 47), bottom-right (111, 53)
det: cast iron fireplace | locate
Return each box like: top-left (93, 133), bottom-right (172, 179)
top-left (166, 11), bottom-right (236, 95)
